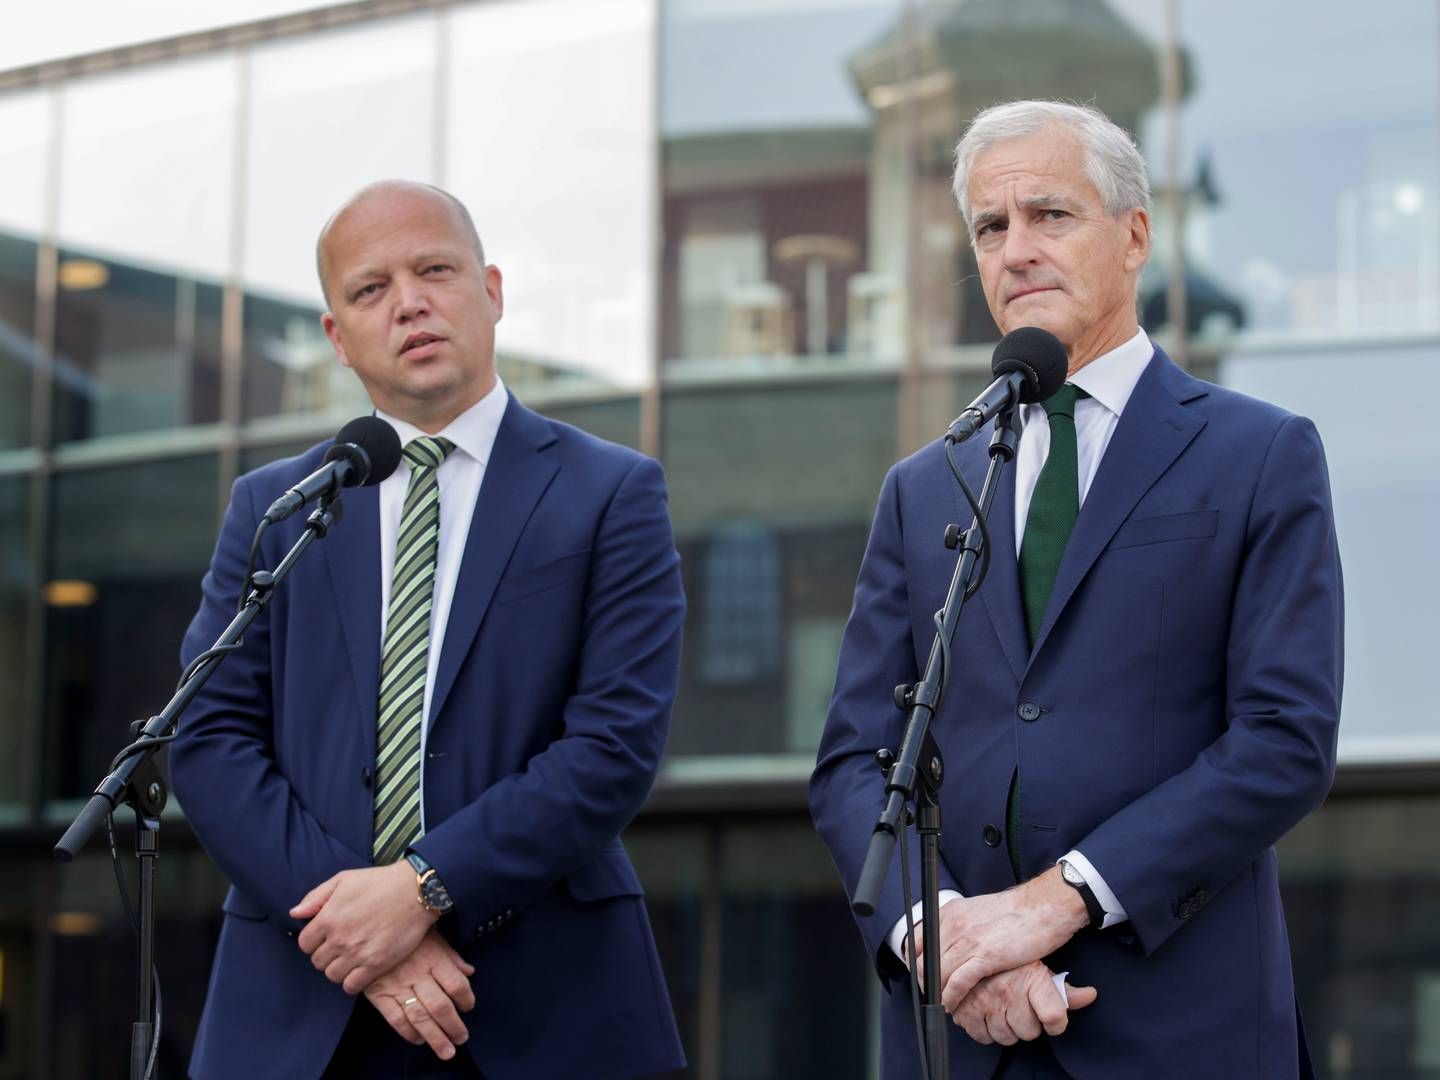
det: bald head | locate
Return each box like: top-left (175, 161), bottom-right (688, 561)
top-left (316, 180), bottom-right (485, 308)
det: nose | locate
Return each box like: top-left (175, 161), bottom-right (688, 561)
top-left (1001, 217), bottom-right (1041, 273)
top-left (394, 274), bottom-right (430, 321)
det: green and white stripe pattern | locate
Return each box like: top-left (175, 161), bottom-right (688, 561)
top-left (372, 435), bottom-right (455, 864)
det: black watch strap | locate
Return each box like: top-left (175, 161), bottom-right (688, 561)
top-left (1060, 860), bottom-right (1106, 930)
top-left (405, 850), bottom-right (454, 915)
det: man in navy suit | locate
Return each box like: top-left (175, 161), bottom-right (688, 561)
top-left (172, 181), bottom-right (686, 1078)
top-left (810, 101), bottom-right (1343, 1078)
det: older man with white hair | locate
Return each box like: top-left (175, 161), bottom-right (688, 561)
top-left (811, 100), bottom-right (1342, 1079)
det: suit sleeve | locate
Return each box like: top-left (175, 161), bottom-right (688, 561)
top-left (1075, 415), bottom-right (1344, 953)
top-left (170, 475), bottom-right (369, 925)
top-left (411, 456), bottom-right (685, 942)
top-left (808, 465), bottom-right (963, 988)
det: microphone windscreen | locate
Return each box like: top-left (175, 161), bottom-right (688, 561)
top-left (991, 327), bottom-right (1069, 404)
top-left (327, 416), bottom-right (403, 486)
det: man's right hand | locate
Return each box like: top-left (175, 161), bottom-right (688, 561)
top-left (363, 929), bottom-right (477, 1061)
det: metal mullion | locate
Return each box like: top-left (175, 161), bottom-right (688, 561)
top-left (23, 83), bottom-right (62, 821)
top-left (1163, 0), bottom-right (1189, 368)
top-left (218, 45), bottom-right (251, 519)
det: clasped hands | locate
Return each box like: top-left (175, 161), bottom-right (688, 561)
top-left (289, 862), bottom-right (473, 1062)
top-left (907, 868), bottom-right (1098, 1046)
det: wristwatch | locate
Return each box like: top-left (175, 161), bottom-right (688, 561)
top-left (405, 851), bottom-right (454, 916)
top-left (1058, 858), bottom-right (1105, 930)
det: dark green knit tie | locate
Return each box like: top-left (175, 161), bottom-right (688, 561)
top-left (372, 436), bottom-right (455, 864)
top-left (1007, 384), bottom-right (1087, 875)
top-left (1018, 383), bottom-right (1088, 644)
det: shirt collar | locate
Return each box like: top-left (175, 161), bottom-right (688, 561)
top-left (376, 375), bottom-right (509, 468)
top-left (1066, 328), bottom-right (1153, 419)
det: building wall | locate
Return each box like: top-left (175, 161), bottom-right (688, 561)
top-left (0, 1), bottom-right (1438, 1077)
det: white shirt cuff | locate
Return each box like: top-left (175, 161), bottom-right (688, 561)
top-left (887, 890), bottom-right (963, 965)
top-left (1060, 849), bottom-right (1129, 928)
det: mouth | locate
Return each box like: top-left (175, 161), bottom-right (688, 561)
top-left (1007, 286), bottom-right (1059, 302)
top-left (400, 332), bottom-right (445, 356)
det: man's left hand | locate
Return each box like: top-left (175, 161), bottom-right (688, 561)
top-left (937, 868), bottom-right (1090, 1013)
top-left (949, 960), bottom-right (1097, 1045)
top-left (291, 861), bottom-right (439, 994)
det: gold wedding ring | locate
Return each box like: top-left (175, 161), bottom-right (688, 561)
top-left (401, 996), bottom-right (419, 1007)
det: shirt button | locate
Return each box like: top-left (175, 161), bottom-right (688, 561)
top-left (982, 824), bottom-right (1002, 847)
top-left (1018, 701), bottom-right (1042, 722)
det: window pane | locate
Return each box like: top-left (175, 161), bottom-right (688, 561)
top-left (0, 89), bottom-right (51, 238)
top-left (242, 16), bottom-right (436, 317)
top-left (448, 0), bottom-right (657, 393)
top-left (0, 475), bottom-right (30, 806)
top-left (662, 0), bottom-right (900, 372)
top-left (720, 820), bottom-right (871, 1076)
top-left (1178, 1), bottom-right (1439, 342)
top-left (663, 378), bottom-right (897, 757)
top-left (0, 233), bottom-right (37, 449)
top-left (1181, 1), bottom-right (1440, 761)
top-left (1281, 794), bottom-right (1440, 1075)
top-left (44, 455), bottom-right (217, 801)
top-left (52, 253), bottom-right (223, 442)
top-left (57, 57), bottom-right (237, 280)
top-left (241, 289), bottom-right (368, 425)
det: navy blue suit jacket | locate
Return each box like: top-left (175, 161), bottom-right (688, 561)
top-left (810, 347), bottom-right (1343, 1079)
top-left (173, 396), bottom-right (687, 1079)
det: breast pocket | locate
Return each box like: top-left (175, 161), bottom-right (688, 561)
top-left (1108, 509), bottom-right (1218, 550)
top-left (495, 550), bottom-right (590, 606)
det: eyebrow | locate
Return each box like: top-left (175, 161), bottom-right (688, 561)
top-left (340, 250), bottom-right (464, 298)
top-left (971, 193), bottom-right (1086, 237)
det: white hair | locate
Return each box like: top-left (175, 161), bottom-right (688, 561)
top-left (951, 100), bottom-right (1150, 239)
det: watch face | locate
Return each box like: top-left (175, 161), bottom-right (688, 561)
top-left (1060, 861), bottom-right (1084, 886)
top-left (421, 875), bottom-right (453, 913)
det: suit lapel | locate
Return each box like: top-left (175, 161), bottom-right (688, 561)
top-left (966, 437), bottom-right (1029, 683)
top-left (428, 396), bottom-right (560, 727)
top-left (1026, 348), bottom-right (1209, 665)
top-left (322, 483), bottom-right (383, 750)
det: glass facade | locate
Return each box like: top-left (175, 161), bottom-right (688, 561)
top-left (0, 1), bottom-right (1434, 1077)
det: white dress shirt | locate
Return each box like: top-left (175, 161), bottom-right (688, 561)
top-left (887, 329), bottom-right (1155, 964)
top-left (376, 376), bottom-right (509, 831)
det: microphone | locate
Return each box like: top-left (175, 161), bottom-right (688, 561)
top-left (945, 327), bottom-right (1069, 443)
top-left (263, 416), bottom-right (403, 524)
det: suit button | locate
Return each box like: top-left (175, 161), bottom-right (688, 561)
top-left (1018, 702), bottom-right (1042, 722)
top-left (360, 765), bottom-right (373, 788)
top-left (982, 825), bottom-right (1002, 847)
top-left (1177, 901), bottom-right (1194, 920)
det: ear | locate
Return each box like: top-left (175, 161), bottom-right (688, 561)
top-left (321, 312), bottom-right (352, 369)
top-left (484, 264), bottom-right (504, 323)
top-left (1122, 206), bottom-right (1151, 274)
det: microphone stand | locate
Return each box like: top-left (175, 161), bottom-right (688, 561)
top-left (851, 410), bottom-right (1022, 1079)
top-left (53, 493), bottom-right (346, 1080)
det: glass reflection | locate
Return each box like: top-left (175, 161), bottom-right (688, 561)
top-left (0, 475), bottom-right (29, 805)
top-left (448, 0), bottom-right (657, 394)
top-left (52, 251), bottom-right (222, 443)
top-left (662, 0), bottom-right (897, 372)
top-left (243, 15), bottom-right (436, 311)
top-left (242, 290), bottom-right (367, 424)
top-left (1178, 0), bottom-right (1440, 340)
top-left (57, 56), bottom-right (237, 281)
top-left (720, 821), bottom-right (871, 1077)
top-left (0, 232), bottom-right (37, 449)
top-left (664, 380), bottom-right (897, 757)
top-left (44, 455), bottom-right (217, 801)
top-left (0, 89), bottom-right (51, 238)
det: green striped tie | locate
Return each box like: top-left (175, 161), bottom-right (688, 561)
top-left (372, 435), bottom-right (455, 864)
